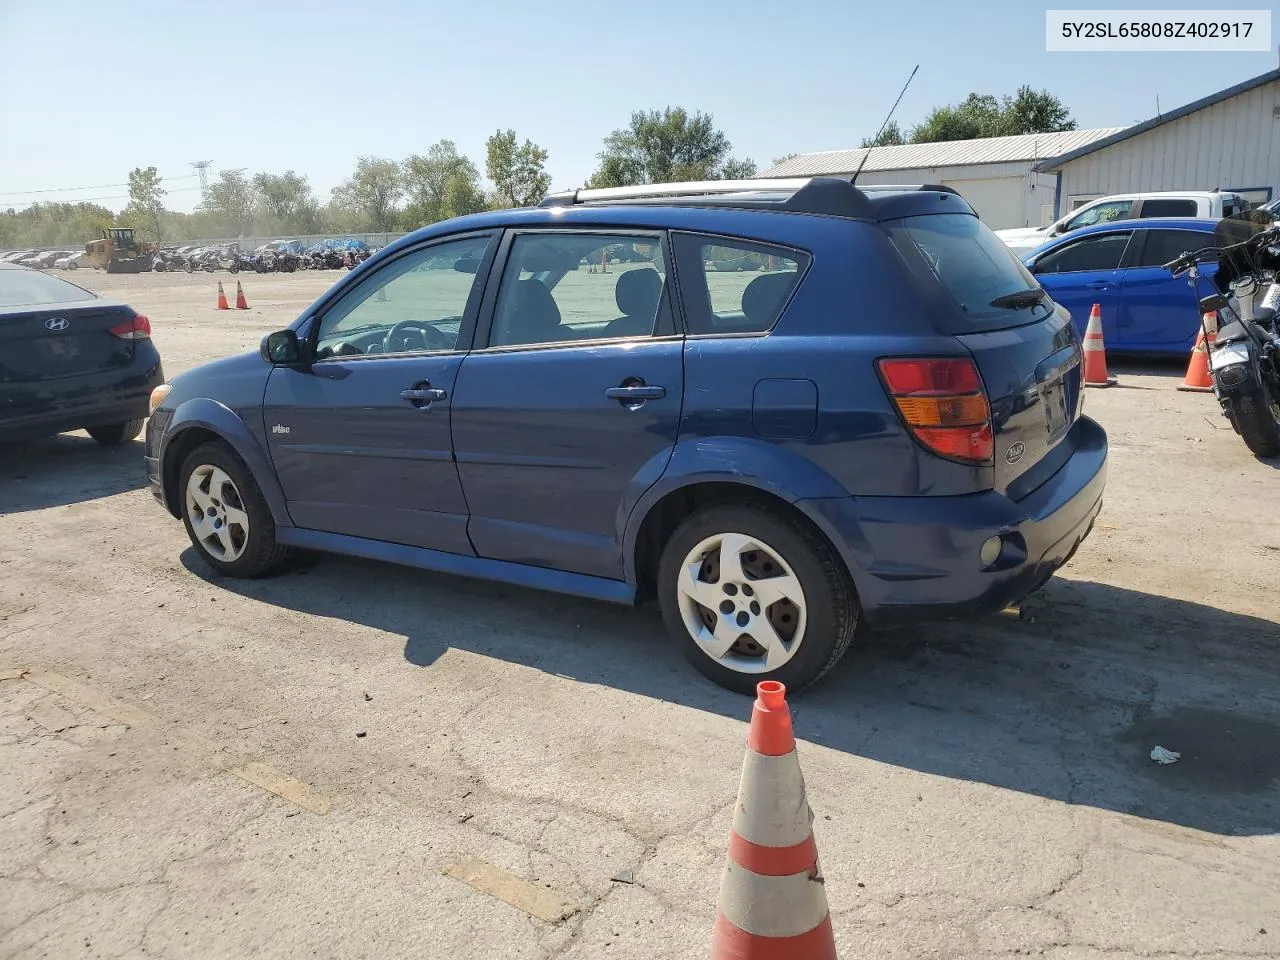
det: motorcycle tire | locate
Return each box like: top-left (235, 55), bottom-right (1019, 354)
top-left (184, 262), bottom-right (194, 274)
top-left (1226, 388), bottom-right (1280, 458)
top-left (229, 262), bottom-right (239, 274)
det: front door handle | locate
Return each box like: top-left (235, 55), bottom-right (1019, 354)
top-left (605, 385), bottom-right (666, 401)
top-left (400, 384), bottom-right (447, 408)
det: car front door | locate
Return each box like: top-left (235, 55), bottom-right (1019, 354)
top-left (1028, 230), bottom-right (1134, 343)
top-left (450, 230), bottom-right (683, 581)
top-left (1116, 227), bottom-right (1216, 351)
top-left (262, 232), bottom-right (497, 555)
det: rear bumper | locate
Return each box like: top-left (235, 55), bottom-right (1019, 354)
top-left (802, 415), bottom-right (1108, 625)
top-left (0, 343), bottom-right (163, 442)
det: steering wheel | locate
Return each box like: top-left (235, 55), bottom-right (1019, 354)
top-left (382, 319), bottom-right (453, 353)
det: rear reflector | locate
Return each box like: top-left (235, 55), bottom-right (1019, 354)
top-left (109, 315), bottom-right (151, 340)
top-left (878, 357), bottom-right (993, 463)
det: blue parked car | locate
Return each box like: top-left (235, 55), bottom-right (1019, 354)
top-left (144, 178), bottom-right (1107, 693)
top-left (1022, 218), bottom-right (1219, 355)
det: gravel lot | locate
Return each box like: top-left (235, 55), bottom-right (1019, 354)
top-left (2, 268), bottom-right (1279, 960)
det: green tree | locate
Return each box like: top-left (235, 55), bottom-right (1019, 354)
top-left (587, 108), bottom-right (753, 187)
top-left (0, 202), bottom-right (115, 248)
top-left (253, 170), bottom-right (319, 232)
top-left (329, 156), bottom-right (404, 230)
top-left (720, 157), bottom-right (758, 180)
top-left (404, 141), bottom-right (486, 225)
top-left (201, 169), bottom-right (256, 237)
top-left (910, 89), bottom-right (1074, 143)
top-left (860, 120), bottom-right (906, 148)
top-left (485, 130), bottom-right (551, 207)
top-left (122, 166), bottom-right (166, 241)
top-left (772, 152), bottom-right (799, 167)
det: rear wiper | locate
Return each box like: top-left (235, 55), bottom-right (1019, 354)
top-left (989, 288), bottom-right (1048, 309)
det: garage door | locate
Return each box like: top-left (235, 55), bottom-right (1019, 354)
top-left (941, 177), bottom-right (1023, 229)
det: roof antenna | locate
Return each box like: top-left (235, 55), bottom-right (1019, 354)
top-left (850, 64), bottom-right (918, 186)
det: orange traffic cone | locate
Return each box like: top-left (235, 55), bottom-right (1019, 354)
top-left (711, 681), bottom-right (836, 960)
top-left (234, 280), bottom-right (249, 310)
top-left (1081, 303), bottom-right (1116, 388)
top-left (215, 281), bottom-right (229, 311)
top-left (1177, 312), bottom-right (1216, 392)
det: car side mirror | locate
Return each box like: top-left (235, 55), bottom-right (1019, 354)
top-left (261, 329), bottom-right (303, 365)
top-left (453, 257), bottom-right (481, 274)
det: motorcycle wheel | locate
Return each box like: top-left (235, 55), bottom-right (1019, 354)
top-left (229, 262), bottom-right (239, 274)
top-left (184, 262), bottom-right (194, 273)
top-left (1225, 388), bottom-right (1280, 458)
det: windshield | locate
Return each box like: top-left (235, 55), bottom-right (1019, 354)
top-left (889, 213), bottom-right (1048, 332)
top-left (0, 267), bottom-right (97, 308)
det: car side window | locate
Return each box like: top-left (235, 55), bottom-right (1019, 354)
top-left (1033, 233), bottom-right (1132, 274)
top-left (670, 233), bottom-right (809, 335)
top-left (1135, 229), bottom-right (1211, 268)
top-left (1139, 199), bottom-right (1198, 218)
top-left (1065, 200), bottom-right (1134, 232)
top-left (313, 234), bottom-right (492, 360)
top-left (487, 233), bottom-right (669, 348)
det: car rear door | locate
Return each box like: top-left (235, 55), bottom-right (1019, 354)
top-left (449, 229), bottom-right (683, 581)
top-left (1116, 227), bottom-right (1214, 351)
top-left (1026, 230), bottom-right (1134, 345)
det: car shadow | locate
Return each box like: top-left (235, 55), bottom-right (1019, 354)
top-left (0, 434), bottom-right (147, 514)
top-left (181, 547), bottom-right (1280, 837)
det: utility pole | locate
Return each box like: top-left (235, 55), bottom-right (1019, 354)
top-left (190, 160), bottom-right (213, 202)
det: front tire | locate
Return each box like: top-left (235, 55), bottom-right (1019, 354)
top-left (87, 418), bottom-right (144, 446)
top-left (178, 441), bottom-right (292, 577)
top-left (1227, 388), bottom-right (1280, 458)
top-left (657, 504), bottom-right (859, 694)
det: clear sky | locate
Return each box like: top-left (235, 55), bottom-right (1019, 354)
top-left (1, 0), bottom-right (1276, 213)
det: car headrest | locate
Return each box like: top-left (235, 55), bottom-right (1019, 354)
top-left (511, 278), bottom-right (562, 333)
top-left (742, 272), bottom-right (795, 327)
top-left (615, 268), bottom-right (662, 318)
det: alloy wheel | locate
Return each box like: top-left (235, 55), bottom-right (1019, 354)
top-left (185, 465), bottom-right (250, 562)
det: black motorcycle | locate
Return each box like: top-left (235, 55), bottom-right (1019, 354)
top-left (1166, 214), bottom-right (1280, 458)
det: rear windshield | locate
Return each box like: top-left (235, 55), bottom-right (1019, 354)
top-left (888, 213), bottom-right (1050, 332)
top-left (0, 268), bottom-right (97, 308)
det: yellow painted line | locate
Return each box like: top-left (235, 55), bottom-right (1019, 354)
top-left (229, 762), bottom-right (331, 815)
top-left (444, 859), bottom-right (579, 923)
top-left (23, 669), bottom-right (155, 728)
top-left (14, 668), bottom-right (329, 815)
top-left (0, 667), bottom-right (28, 682)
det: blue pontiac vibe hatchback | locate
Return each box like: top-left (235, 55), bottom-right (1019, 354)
top-left (145, 178), bottom-right (1107, 694)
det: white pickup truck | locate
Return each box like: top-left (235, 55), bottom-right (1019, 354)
top-left (996, 190), bottom-right (1251, 254)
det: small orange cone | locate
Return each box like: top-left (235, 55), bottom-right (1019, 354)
top-left (215, 281), bottom-right (229, 311)
top-left (1081, 303), bottom-right (1116, 387)
top-left (1177, 312), bottom-right (1216, 392)
top-left (711, 681), bottom-right (836, 960)
top-left (234, 280), bottom-right (249, 310)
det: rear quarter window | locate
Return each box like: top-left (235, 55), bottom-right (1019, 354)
top-left (1139, 199), bottom-right (1199, 217)
top-left (670, 233), bottom-right (809, 335)
top-left (887, 213), bottom-right (1048, 332)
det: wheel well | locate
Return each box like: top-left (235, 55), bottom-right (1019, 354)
top-left (632, 483), bottom-right (840, 601)
top-left (161, 427), bottom-right (221, 516)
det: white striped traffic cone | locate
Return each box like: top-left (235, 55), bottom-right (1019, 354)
top-left (711, 681), bottom-right (836, 959)
top-left (1082, 303), bottom-right (1116, 387)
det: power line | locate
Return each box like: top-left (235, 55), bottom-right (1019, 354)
top-left (4, 186), bottom-right (204, 206)
top-left (0, 174), bottom-right (199, 198)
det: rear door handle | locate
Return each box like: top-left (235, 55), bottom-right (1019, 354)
top-left (605, 385), bottom-right (666, 400)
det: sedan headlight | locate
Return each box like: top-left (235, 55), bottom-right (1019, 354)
top-left (149, 383), bottom-right (173, 415)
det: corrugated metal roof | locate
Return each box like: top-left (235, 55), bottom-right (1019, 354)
top-left (1035, 68), bottom-right (1280, 171)
top-left (761, 127), bottom-right (1127, 177)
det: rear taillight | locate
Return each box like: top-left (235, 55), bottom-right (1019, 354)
top-left (878, 357), bottom-right (993, 463)
top-left (109, 315), bottom-right (151, 340)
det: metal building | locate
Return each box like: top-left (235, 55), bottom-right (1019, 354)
top-left (760, 128), bottom-right (1123, 229)
top-left (1037, 68), bottom-right (1280, 215)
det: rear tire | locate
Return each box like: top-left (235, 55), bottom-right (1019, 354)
top-left (178, 441), bottom-right (292, 578)
top-left (87, 418), bottom-right (144, 446)
top-left (657, 504), bottom-right (859, 695)
top-left (1227, 388), bottom-right (1280, 458)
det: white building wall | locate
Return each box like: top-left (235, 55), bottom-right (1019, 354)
top-left (1057, 78), bottom-right (1280, 206)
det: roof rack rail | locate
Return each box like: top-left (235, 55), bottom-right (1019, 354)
top-left (539, 177), bottom-right (878, 219)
